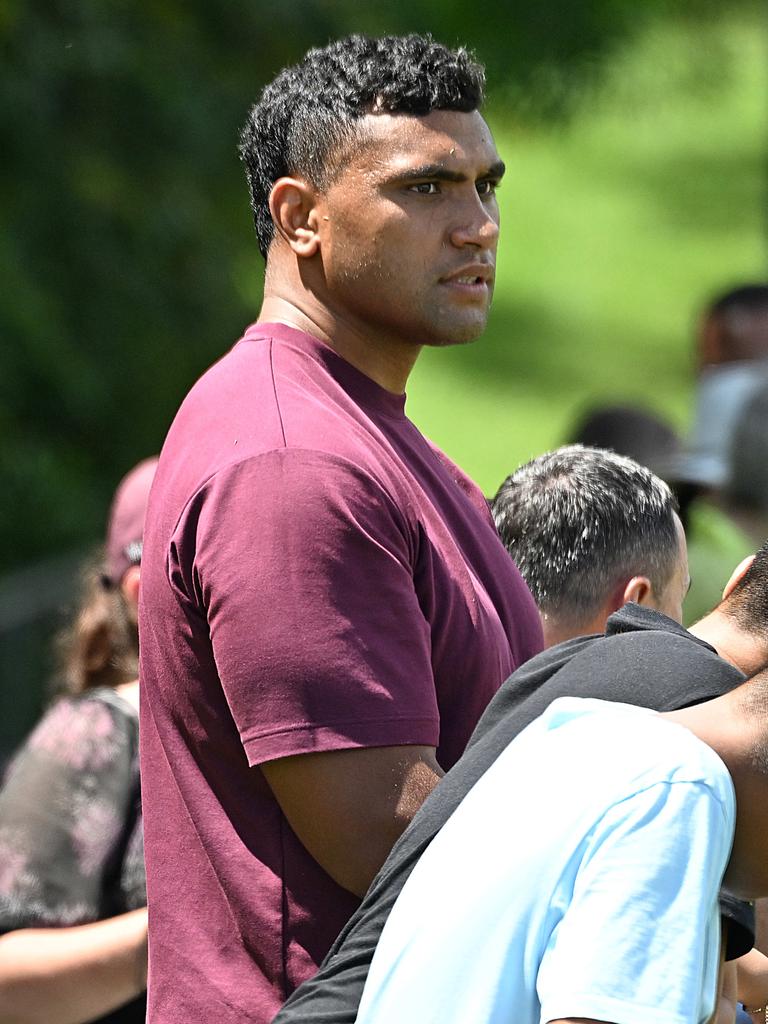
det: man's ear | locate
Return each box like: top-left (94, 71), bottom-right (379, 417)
top-left (622, 576), bottom-right (653, 606)
top-left (268, 177), bottom-right (322, 258)
top-left (120, 565), bottom-right (141, 618)
top-left (722, 554), bottom-right (755, 600)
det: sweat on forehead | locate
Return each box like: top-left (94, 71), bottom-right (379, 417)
top-left (319, 109), bottom-right (501, 182)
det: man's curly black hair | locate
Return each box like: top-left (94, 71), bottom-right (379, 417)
top-left (239, 34), bottom-right (485, 258)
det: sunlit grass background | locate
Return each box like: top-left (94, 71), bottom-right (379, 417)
top-left (408, 13), bottom-right (767, 494)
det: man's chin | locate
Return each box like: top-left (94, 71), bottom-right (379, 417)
top-left (423, 315), bottom-right (490, 348)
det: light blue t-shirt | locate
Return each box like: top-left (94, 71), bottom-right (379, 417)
top-left (356, 698), bottom-right (736, 1024)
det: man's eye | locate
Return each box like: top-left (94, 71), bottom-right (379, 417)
top-left (477, 180), bottom-right (499, 197)
top-left (409, 182), bottom-right (440, 195)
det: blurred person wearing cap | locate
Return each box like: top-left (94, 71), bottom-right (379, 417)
top-left (0, 457), bottom-right (157, 1024)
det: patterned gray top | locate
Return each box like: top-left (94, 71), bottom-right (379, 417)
top-left (0, 687), bottom-right (145, 1022)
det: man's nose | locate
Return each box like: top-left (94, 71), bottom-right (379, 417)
top-left (449, 194), bottom-right (500, 249)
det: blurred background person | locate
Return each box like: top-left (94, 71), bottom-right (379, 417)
top-left (696, 284), bottom-right (768, 373)
top-left (675, 284), bottom-right (768, 624)
top-left (0, 457), bottom-right (156, 1024)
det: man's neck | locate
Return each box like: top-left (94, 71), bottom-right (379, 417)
top-left (689, 609), bottom-right (768, 677)
top-left (258, 293), bottom-right (421, 395)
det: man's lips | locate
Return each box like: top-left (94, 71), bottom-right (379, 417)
top-left (439, 264), bottom-right (495, 289)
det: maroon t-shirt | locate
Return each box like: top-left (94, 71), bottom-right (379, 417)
top-left (139, 323), bottom-right (542, 1023)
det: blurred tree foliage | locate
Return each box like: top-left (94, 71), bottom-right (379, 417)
top-left (0, 0), bottom-right (757, 571)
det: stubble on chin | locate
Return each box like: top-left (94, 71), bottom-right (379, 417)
top-left (420, 299), bottom-right (493, 348)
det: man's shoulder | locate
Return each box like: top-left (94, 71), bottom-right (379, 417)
top-left (571, 619), bottom-right (744, 709)
top-left (473, 616), bottom-right (742, 748)
top-left (161, 322), bottom-right (424, 493)
top-left (575, 700), bottom-right (735, 808)
top-left (161, 327), bottom-right (284, 459)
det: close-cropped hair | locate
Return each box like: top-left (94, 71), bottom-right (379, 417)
top-left (722, 540), bottom-right (768, 642)
top-left (239, 33), bottom-right (485, 258)
top-left (492, 445), bottom-right (680, 624)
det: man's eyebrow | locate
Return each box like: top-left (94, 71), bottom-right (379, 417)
top-left (385, 159), bottom-right (506, 185)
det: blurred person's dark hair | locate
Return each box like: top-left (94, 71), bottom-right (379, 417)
top-left (568, 403), bottom-right (681, 476)
top-left (55, 458), bottom-right (157, 696)
top-left (239, 34), bottom-right (485, 258)
top-left (698, 283), bottom-right (768, 370)
top-left (566, 402), bottom-right (697, 528)
top-left (492, 445), bottom-right (680, 633)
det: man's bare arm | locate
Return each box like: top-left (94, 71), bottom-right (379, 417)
top-left (261, 744), bottom-right (443, 897)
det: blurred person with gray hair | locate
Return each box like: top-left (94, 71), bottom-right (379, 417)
top-left (683, 285), bottom-right (768, 495)
top-left (492, 444), bottom-right (689, 647)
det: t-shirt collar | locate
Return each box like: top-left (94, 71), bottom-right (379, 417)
top-left (606, 603), bottom-right (717, 654)
top-left (249, 321), bottom-right (408, 420)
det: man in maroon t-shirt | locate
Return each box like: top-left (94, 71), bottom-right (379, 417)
top-left (139, 34), bottom-right (543, 1023)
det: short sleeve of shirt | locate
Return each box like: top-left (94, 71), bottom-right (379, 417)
top-left (538, 775), bottom-right (735, 1024)
top-left (171, 450), bottom-right (439, 766)
top-left (0, 694), bottom-right (140, 931)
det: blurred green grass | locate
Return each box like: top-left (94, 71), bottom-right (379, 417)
top-left (407, 13), bottom-right (767, 495)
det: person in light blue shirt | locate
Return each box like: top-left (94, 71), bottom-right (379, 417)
top-left (355, 684), bottom-right (768, 1024)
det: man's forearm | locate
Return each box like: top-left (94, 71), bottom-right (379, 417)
top-left (0, 907), bottom-right (148, 1024)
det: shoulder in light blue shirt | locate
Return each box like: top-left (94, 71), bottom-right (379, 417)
top-left (356, 697), bottom-right (736, 1024)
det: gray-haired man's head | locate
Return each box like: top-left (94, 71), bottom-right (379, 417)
top-left (492, 445), bottom-right (688, 647)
